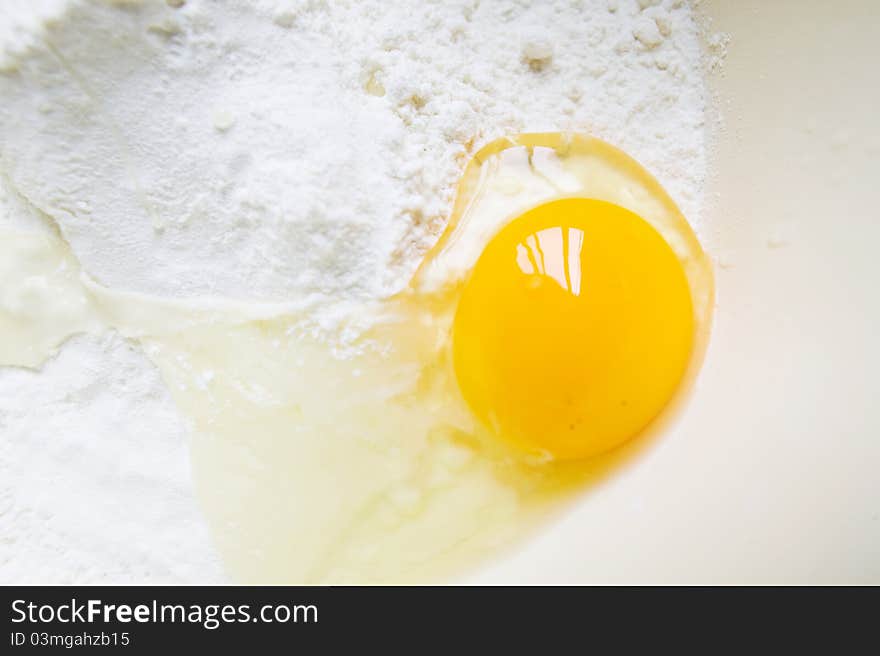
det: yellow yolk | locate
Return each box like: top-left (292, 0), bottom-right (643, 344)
top-left (453, 197), bottom-right (695, 460)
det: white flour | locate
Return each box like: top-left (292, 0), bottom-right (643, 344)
top-left (0, 0), bottom-right (716, 583)
top-left (0, 331), bottom-right (224, 583)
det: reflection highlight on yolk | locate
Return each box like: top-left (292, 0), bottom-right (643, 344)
top-left (452, 197), bottom-right (695, 460)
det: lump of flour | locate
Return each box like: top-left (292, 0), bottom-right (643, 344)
top-left (0, 332), bottom-right (223, 583)
top-left (0, 0), bottom-right (708, 310)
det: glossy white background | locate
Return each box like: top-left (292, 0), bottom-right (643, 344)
top-left (470, 0), bottom-right (880, 583)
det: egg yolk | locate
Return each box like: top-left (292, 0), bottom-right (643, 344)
top-left (452, 197), bottom-right (695, 460)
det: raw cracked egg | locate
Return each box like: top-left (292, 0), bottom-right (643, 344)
top-left (147, 133), bottom-right (713, 583)
top-left (412, 133), bottom-right (712, 461)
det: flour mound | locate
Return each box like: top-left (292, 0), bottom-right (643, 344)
top-left (0, 0), bottom-right (708, 310)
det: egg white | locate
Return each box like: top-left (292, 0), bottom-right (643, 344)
top-left (147, 134), bottom-right (713, 583)
top-left (0, 133), bottom-right (712, 583)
